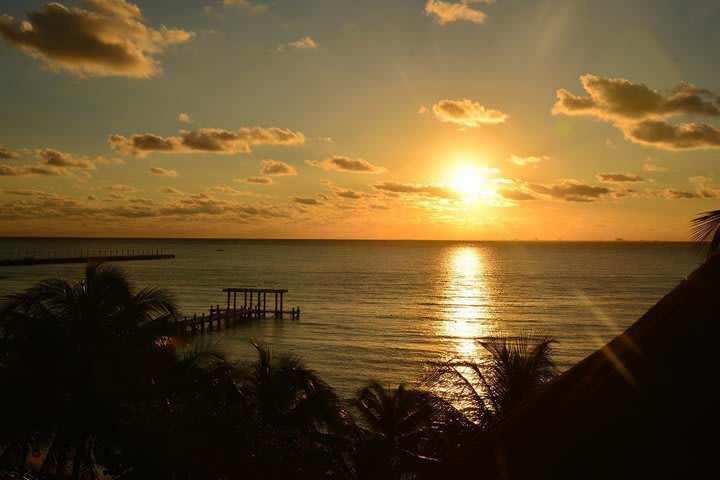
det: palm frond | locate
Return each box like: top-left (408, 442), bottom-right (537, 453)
top-left (691, 209), bottom-right (720, 260)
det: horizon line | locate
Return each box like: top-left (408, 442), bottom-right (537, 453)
top-left (0, 236), bottom-right (696, 243)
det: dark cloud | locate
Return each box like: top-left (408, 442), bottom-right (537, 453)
top-left (2, 190), bottom-right (286, 224)
top-left (0, 1), bottom-right (193, 78)
top-left (372, 181), bottom-right (459, 200)
top-left (305, 156), bottom-right (386, 174)
top-left (129, 198), bottom-right (158, 206)
top-left (623, 120), bottom-right (720, 150)
top-left (553, 75), bottom-right (720, 121)
top-left (553, 75), bottom-right (720, 151)
top-left (432, 98), bottom-right (508, 127)
top-left (1, 148), bottom-right (95, 178)
top-left (0, 147), bottom-right (19, 159)
top-left (109, 127), bottom-right (305, 157)
top-left (181, 129), bottom-right (252, 152)
top-left (110, 134), bottom-right (179, 154)
top-left (528, 180), bottom-right (613, 202)
top-left (207, 186), bottom-right (263, 196)
top-left (260, 159), bottom-right (297, 176)
top-left (234, 176), bottom-right (273, 185)
top-left (596, 173), bottom-right (646, 183)
top-left (498, 189), bottom-right (537, 201)
top-left (332, 187), bottom-right (365, 199)
top-left (149, 167), bottom-right (179, 177)
top-left (291, 196), bottom-right (321, 206)
top-left (3, 189), bottom-right (64, 199)
top-left (644, 188), bottom-right (699, 199)
top-left (35, 148), bottom-right (95, 169)
top-left (0, 164), bottom-right (73, 177)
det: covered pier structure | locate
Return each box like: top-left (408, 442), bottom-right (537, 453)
top-left (174, 287), bottom-right (300, 335)
top-left (222, 287), bottom-right (297, 320)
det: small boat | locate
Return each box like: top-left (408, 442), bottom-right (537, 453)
top-left (216, 249), bottom-right (225, 252)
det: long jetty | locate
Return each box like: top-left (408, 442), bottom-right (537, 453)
top-left (175, 288), bottom-right (300, 335)
top-left (0, 248), bottom-right (174, 267)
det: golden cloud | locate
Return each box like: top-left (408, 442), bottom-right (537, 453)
top-left (260, 159), bottom-right (298, 176)
top-left (553, 75), bottom-right (720, 151)
top-left (0, 1), bottom-right (194, 78)
top-left (425, 0), bottom-right (492, 25)
top-left (149, 167), bottom-right (179, 177)
top-left (432, 98), bottom-right (508, 127)
top-left (305, 156), bottom-right (386, 174)
top-left (109, 126), bottom-right (306, 157)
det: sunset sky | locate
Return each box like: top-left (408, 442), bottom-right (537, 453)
top-left (2, 0), bottom-right (720, 240)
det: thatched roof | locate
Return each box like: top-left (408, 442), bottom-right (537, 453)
top-left (438, 255), bottom-right (720, 479)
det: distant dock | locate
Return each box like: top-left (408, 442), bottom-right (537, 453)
top-left (177, 287), bottom-right (300, 334)
top-left (0, 248), bottom-right (174, 267)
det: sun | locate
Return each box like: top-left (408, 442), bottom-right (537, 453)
top-left (447, 165), bottom-right (494, 200)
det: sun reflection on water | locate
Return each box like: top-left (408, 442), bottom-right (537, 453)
top-left (440, 246), bottom-right (494, 359)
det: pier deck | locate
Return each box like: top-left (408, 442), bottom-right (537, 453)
top-left (175, 287), bottom-right (300, 334)
top-left (0, 248), bottom-right (174, 267)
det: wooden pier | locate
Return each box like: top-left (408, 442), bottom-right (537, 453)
top-left (0, 248), bottom-right (174, 267)
top-left (175, 288), bottom-right (300, 334)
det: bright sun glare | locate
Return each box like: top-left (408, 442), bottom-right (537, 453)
top-left (447, 165), bottom-right (495, 200)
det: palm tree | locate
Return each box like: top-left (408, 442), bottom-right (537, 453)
top-left (0, 263), bottom-right (179, 479)
top-left (429, 334), bottom-right (557, 428)
top-left (352, 381), bottom-right (447, 480)
top-left (238, 341), bottom-right (355, 479)
top-left (98, 338), bottom-right (253, 480)
top-left (691, 209), bottom-right (720, 259)
top-left (241, 340), bottom-right (350, 433)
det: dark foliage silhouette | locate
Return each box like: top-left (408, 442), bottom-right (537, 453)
top-left (691, 209), bottom-right (720, 259)
top-left (428, 334), bottom-right (557, 428)
top-left (1, 265), bottom-right (559, 479)
top-left (0, 263), bottom-right (178, 479)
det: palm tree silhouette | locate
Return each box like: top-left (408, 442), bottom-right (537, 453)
top-left (429, 334), bottom-right (557, 428)
top-left (238, 340), bottom-right (355, 479)
top-left (0, 263), bottom-right (178, 479)
top-left (691, 209), bottom-right (720, 259)
top-left (352, 381), bottom-right (445, 479)
top-left (99, 338), bottom-right (253, 479)
top-left (241, 340), bottom-right (350, 433)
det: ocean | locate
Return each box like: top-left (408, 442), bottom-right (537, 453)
top-left (0, 238), bottom-right (699, 396)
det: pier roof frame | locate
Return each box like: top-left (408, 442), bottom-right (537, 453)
top-left (222, 288), bottom-right (288, 293)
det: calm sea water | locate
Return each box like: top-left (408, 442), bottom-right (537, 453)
top-left (0, 238), bottom-right (698, 396)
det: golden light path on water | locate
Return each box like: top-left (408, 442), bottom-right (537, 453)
top-left (440, 246), bottom-right (495, 360)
